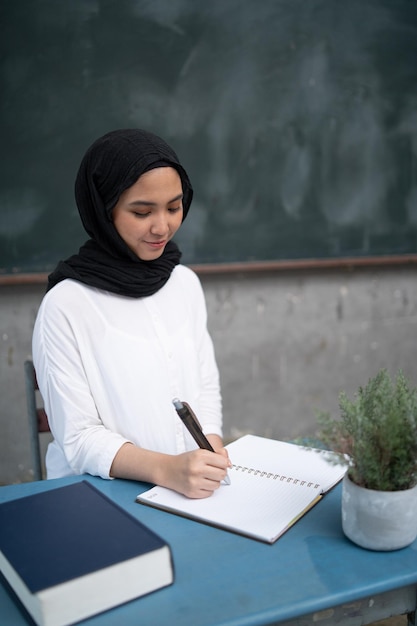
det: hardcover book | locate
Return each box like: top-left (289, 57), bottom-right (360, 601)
top-left (0, 480), bottom-right (174, 626)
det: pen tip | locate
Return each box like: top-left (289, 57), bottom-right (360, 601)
top-left (172, 398), bottom-right (182, 409)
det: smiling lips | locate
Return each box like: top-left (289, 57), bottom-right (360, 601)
top-left (145, 240), bottom-right (167, 249)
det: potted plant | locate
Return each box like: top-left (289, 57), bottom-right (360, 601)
top-left (317, 368), bottom-right (417, 551)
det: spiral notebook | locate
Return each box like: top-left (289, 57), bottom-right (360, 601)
top-left (137, 435), bottom-right (346, 544)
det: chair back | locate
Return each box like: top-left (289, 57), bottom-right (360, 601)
top-left (24, 360), bottom-right (50, 480)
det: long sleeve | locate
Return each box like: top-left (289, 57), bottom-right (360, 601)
top-left (32, 265), bottom-right (223, 479)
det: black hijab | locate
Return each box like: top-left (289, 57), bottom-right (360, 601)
top-left (47, 129), bottom-right (193, 297)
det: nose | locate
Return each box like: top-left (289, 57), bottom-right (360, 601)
top-left (150, 212), bottom-right (169, 236)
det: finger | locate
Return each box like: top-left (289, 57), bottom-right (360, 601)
top-left (200, 448), bottom-right (230, 469)
top-left (203, 464), bottom-right (228, 486)
top-left (186, 475), bottom-right (223, 498)
top-left (213, 447), bottom-right (232, 467)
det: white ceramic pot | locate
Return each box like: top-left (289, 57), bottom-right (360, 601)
top-left (341, 473), bottom-right (417, 551)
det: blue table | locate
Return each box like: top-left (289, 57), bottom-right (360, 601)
top-left (1, 476), bottom-right (416, 626)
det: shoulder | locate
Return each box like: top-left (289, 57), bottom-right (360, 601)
top-left (169, 264), bottom-right (205, 298)
top-left (171, 264), bottom-right (201, 288)
top-left (41, 279), bottom-right (96, 306)
top-left (37, 280), bottom-right (108, 323)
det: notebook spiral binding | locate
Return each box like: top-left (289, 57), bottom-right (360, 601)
top-left (232, 465), bottom-right (320, 489)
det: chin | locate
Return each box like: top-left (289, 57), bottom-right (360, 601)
top-left (137, 248), bottom-right (165, 261)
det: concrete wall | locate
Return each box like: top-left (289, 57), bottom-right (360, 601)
top-left (1, 265), bottom-right (416, 485)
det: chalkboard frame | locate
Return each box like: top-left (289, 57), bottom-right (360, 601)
top-left (1, 254), bottom-right (416, 287)
top-left (1, 0), bottom-right (417, 277)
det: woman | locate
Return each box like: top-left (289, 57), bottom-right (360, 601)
top-left (32, 129), bottom-right (231, 498)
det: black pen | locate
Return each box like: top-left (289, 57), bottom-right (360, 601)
top-left (172, 398), bottom-right (231, 485)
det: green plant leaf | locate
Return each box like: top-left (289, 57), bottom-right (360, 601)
top-left (316, 369), bottom-right (417, 491)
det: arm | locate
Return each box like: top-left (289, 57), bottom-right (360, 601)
top-left (110, 439), bottom-right (231, 499)
top-left (183, 268), bottom-right (224, 438)
top-left (33, 277), bottom-right (227, 493)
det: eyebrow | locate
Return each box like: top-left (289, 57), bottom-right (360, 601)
top-left (128, 193), bottom-right (183, 207)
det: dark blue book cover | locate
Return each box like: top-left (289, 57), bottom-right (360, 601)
top-left (0, 480), bottom-right (172, 591)
top-left (0, 480), bottom-right (174, 625)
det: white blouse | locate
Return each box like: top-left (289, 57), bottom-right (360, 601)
top-left (32, 265), bottom-right (223, 479)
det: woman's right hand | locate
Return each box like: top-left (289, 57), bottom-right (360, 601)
top-left (163, 448), bottom-right (231, 499)
top-left (110, 442), bottom-right (231, 499)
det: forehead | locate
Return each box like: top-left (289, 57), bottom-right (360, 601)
top-left (115, 168), bottom-right (183, 209)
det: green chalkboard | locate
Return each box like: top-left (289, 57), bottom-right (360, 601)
top-left (1, 0), bottom-right (417, 274)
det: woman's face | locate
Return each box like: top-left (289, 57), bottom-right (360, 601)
top-left (112, 166), bottom-right (184, 261)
